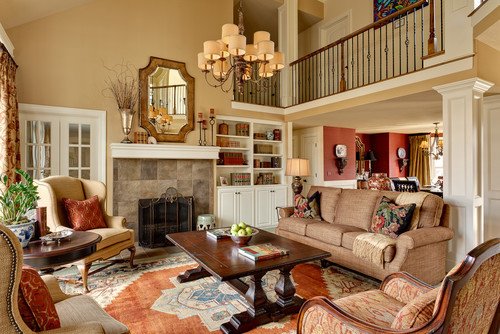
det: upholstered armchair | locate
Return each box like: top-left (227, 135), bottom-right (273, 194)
top-left (36, 176), bottom-right (135, 292)
top-left (298, 238), bottom-right (500, 334)
top-left (0, 223), bottom-right (129, 334)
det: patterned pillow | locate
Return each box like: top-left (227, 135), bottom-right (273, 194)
top-left (18, 266), bottom-right (61, 331)
top-left (62, 195), bottom-right (107, 231)
top-left (391, 288), bottom-right (439, 329)
top-left (371, 196), bottom-right (415, 238)
top-left (292, 191), bottom-right (321, 219)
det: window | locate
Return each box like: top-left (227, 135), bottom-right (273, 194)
top-left (19, 104), bottom-right (105, 181)
top-left (430, 138), bottom-right (443, 184)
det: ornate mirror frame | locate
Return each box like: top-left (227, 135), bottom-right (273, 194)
top-left (139, 56), bottom-right (195, 142)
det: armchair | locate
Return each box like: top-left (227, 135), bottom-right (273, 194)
top-left (298, 238), bottom-right (500, 334)
top-left (0, 223), bottom-right (129, 334)
top-left (35, 176), bottom-right (135, 292)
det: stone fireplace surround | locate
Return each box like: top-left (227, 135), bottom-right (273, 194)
top-left (110, 144), bottom-right (220, 240)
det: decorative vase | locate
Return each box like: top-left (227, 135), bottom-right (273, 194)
top-left (197, 214), bottom-right (215, 230)
top-left (6, 220), bottom-right (36, 248)
top-left (119, 108), bottom-right (135, 143)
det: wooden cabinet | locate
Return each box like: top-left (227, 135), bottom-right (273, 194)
top-left (254, 186), bottom-right (288, 228)
top-left (217, 187), bottom-right (254, 227)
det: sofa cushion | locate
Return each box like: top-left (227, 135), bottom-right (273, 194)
top-left (91, 228), bottom-right (133, 250)
top-left (307, 186), bottom-right (342, 223)
top-left (56, 295), bottom-right (129, 334)
top-left (277, 217), bottom-right (321, 236)
top-left (371, 196), bottom-right (416, 238)
top-left (292, 191), bottom-right (321, 219)
top-left (333, 189), bottom-right (381, 230)
top-left (63, 195), bottom-right (107, 231)
top-left (342, 231), bottom-right (396, 262)
top-left (334, 289), bottom-right (405, 327)
top-left (305, 222), bottom-right (365, 246)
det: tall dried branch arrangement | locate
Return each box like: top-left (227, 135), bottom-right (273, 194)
top-left (103, 62), bottom-right (138, 110)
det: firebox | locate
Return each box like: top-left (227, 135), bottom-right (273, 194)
top-left (138, 187), bottom-right (195, 248)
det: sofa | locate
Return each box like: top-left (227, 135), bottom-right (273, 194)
top-left (276, 186), bottom-right (453, 285)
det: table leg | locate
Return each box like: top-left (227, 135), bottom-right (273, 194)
top-left (177, 265), bottom-right (211, 283)
top-left (271, 265), bottom-right (303, 320)
top-left (220, 272), bottom-right (271, 334)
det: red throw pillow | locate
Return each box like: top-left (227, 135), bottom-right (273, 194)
top-left (18, 266), bottom-right (61, 331)
top-left (62, 195), bottom-right (107, 231)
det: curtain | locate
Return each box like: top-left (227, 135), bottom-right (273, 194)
top-left (0, 44), bottom-right (20, 186)
top-left (409, 135), bottom-right (431, 186)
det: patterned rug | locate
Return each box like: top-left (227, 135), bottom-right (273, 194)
top-left (54, 253), bottom-right (378, 334)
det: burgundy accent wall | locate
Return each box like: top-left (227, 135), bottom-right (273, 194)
top-left (356, 133), bottom-right (372, 152)
top-left (388, 133), bottom-right (410, 177)
top-left (324, 127), bottom-right (356, 180)
top-left (371, 133), bottom-right (390, 174)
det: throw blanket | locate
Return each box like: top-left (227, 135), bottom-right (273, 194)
top-left (353, 233), bottom-right (396, 269)
top-left (396, 192), bottom-right (429, 230)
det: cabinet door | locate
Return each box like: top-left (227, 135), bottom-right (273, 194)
top-left (218, 189), bottom-right (237, 227)
top-left (254, 188), bottom-right (271, 227)
top-left (271, 186), bottom-right (288, 226)
top-left (237, 189), bottom-right (254, 226)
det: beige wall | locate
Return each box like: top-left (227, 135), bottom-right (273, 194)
top-left (476, 40), bottom-right (500, 94)
top-left (7, 0), bottom-right (235, 209)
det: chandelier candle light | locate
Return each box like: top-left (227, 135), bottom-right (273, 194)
top-left (420, 122), bottom-right (444, 160)
top-left (197, 0), bottom-right (285, 94)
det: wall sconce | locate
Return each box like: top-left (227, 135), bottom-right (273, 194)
top-left (336, 157), bottom-right (348, 174)
top-left (398, 158), bottom-right (409, 172)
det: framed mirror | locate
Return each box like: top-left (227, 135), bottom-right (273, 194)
top-left (139, 57), bottom-right (194, 142)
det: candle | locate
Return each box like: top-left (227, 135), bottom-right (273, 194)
top-left (202, 119), bottom-right (207, 129)
top-left (198, 112), bottom-right (203, 120)
top-left (210, 108), bottom-right (215, 118)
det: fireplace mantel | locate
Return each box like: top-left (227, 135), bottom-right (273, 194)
top-left (110, 143), bottom-right (220, 160)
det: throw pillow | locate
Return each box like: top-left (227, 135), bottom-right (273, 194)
top-left (292, 191), bottom-right (321, 219)
top-left (62, 195), bottom-right (107, 231)
top-left (371, 196), bottom-right (415, 238)
top-left (391, 288), bottom-right (439, 329)
top-left (18, 266), bottom-right (61, 331)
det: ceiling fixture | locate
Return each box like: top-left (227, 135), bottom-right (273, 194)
top-left (420, 122), bottom-right (443, 160)
top-left (197, 0), bottom-right (285, 94)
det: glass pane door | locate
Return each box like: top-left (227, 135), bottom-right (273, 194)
top-left (67, 123), bottom-right (92, 179)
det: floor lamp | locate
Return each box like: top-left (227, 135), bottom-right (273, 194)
top-left (285, 158), bottom-right (311, 196)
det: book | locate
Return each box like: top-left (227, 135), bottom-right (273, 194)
top-left (238, 243), bottom-right (289, 261)
top-left (206, 228), bottom-right (231, 240)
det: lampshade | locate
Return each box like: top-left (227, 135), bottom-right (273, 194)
top-left (364, 150), bottom-right (377, 161)
top-left (420, 141), bottom-right (430, 149)
top-left (257, 40), bottom-right (274, 61)
top-left (203, 41), bottom-right (221, 60)
top-left (197, 52), bottom-right (212, 71)
top-left (258, 63), bottom-right (273, 78)
top-left (221, 23), bottom-right (239, 44)
top-left (243, 44), bottom-right (258, 62)
top-left (285, 158), bottom-right (310, 177)
top-left (268, 51), bottom-right (285, 70)
top-left (228, 34), bottom-right (246, 56)
top-left (254, 31), bottom-right (270, 48)
top-left (217, 40), bottom-right (230, 58)
top-left (213, 60), bottom-right (229, 78)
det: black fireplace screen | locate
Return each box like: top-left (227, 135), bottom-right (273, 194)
top-left (138, 187), bottom-right (195, 248)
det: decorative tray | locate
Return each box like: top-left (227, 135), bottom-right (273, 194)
top-left (40, 230), bottom-right (74, 244)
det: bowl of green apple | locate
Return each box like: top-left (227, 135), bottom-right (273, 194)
top-left (229, 222), bottom-right (258, 246)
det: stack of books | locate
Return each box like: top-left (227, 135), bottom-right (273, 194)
top-left (206, 228), bottom-right (231, 240)
top-left (238, 243), bottom-right (289, 261)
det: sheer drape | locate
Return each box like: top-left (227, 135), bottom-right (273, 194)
top-left (0, 44), bottom-right (20, 186)
top-left (409, 134), bottom-right (431, 186)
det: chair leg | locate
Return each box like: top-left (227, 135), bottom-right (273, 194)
top-left (128, 246), bottom-right (136, 268)
top-left (77, 263), bottom-right (92, 293)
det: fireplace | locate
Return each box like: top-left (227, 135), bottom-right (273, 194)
top-left (138, 187), bottom-right (194, 248)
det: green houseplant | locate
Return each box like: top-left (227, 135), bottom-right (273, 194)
top-left (0, 169), bottom-right (39, 247)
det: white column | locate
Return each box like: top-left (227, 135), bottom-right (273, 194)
top-left (434, 78), bottom-right (493, 268)
top-left (278, 0), bottom-right (298, 107)
top-left (483, 96), bottom-right (500, 242)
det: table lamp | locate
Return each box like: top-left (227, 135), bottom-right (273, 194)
top-left (285, 158), bottom-right (311, 195)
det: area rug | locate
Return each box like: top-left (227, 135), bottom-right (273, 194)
top-left (54, 253), bottom-right (378, 333)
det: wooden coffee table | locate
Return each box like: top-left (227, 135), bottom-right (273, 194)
top-left (23, 231), bottom-right (102, 269)
top-left (167, 229), bottom-right (330, 333)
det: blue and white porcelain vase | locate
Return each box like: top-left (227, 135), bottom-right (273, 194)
top-left (6, 220), bottom-right (36, 248)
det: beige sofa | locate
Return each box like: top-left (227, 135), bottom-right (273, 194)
top-left (276, 186), bottom-right (453, 285)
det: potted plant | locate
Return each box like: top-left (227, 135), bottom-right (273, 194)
top-left (0, 169), bottom-right (39, 247)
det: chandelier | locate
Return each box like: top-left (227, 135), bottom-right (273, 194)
top-left (420, 122), bottom-right (443, 160)
top-left (197, 0), bottom-right (285, 94)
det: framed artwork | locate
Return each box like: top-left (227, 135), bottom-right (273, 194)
top-left (373, 0), bottom-right (426, 22)
top-left (220, 176), bottom-right (228, 186)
